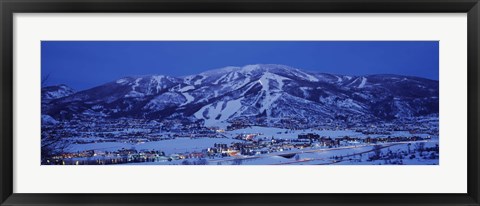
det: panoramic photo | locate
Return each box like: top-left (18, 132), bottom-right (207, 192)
top-left (41, 41), bottom-right (439, 165)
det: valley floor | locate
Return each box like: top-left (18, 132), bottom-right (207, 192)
top-left (42, 124), bottom-right (439, 165)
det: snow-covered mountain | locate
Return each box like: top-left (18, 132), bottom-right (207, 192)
top-left (42, 84), bottom-right (76, 101)
top-left (42, 64), bottom-right (439, 126)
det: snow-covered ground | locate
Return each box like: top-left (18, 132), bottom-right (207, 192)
top-left (58, 125), bottom-right (437, 165)
top-left (125, 139), bottom-right (439, 165)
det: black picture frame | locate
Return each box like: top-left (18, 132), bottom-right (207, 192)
top-left (1, 0), bottom-right (479, 205)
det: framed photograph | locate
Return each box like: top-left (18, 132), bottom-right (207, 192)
top-left (1, 0), bottom-right (479, 205)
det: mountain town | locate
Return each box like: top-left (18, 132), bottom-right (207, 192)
top-left (41, 64), bottom-right (439, 165)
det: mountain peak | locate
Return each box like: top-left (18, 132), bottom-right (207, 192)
top-left (199, 64), bottom-right (296, 75)
top-left (241, 64), bottom-right (299, 71)
top-left (195, 64), bottom-right (319, 84)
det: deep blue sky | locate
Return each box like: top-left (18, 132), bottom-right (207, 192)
top-left (42, 41), bottom-right (439, 90)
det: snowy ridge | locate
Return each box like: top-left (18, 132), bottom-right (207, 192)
top-left (358, 77), bottom-right (367, 88)
top-left (43, 64), bottom-right (439, 125)
top-left (42, 84), bottom-right (76, 100)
